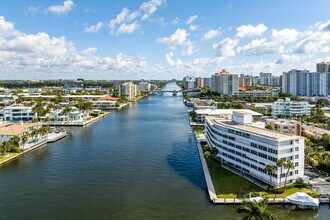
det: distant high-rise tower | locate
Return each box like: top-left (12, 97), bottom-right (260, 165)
top-left (316, 61), bottom-right (330, 95)
top-left (282, 69), bottom-right (327, 97)
top-left (211, 69), bottom-right (238, 96)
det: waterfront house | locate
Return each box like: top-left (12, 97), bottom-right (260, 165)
top-left (0, 105), bottom-right (37, 122)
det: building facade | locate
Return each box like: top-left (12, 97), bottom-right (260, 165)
top-left (205, 111), bottom-right (305, 188)
top-left (259, 72), bottom-right (272, 86)
top-left (183, 76), bottom-right (196, 89)
top-left (272, 98), bottom-right (311, 118)
top-left (266, 119), bottom-right (301, 136)
top-left (239, 74), bottom-right (253, 88)
top-left (138, 80), bottom-right (151, 92)
top-left (0, 106), bottom-right (36, 121)
top-left (211, 70), bottom-right (238, 96)
top-left (118, 82), bottom-right (140, 102)
top-left (281, 69), bottom-right (327, 97)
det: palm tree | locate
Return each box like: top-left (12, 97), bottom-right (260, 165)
top-left (21, 133), bottom-right (30, 147)
top-left (265, 165), bottom-right (277, 188)
top-left (283, 160), bottom-right (295, 189)
top-left (237, 198), bottom-right (277, 220)
top-left (276, 159), bottom-right (285, 188)
top-left (0, 141), bottom-right (10, 155)
top-left (62, 106), bottom-right (73, 121)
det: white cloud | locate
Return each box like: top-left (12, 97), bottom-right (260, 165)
top-left (172, 17), bottom-right (180, 24)
top-left (165, 51), bottom-right (182, 66)
top-left (276, 54), bottom-right (300, 64)
top-left (84, 22), bottom-right (103, 33)
top-left (212, 38), bottom-right (239, 57)
top-left (271, 28), bottom-right (299, 43)
top-left (293, 20), bottom-right (330, 54)
top-left (203, 29), bottom-right (221, 41)
top-left (0, 16), bottom-right (152, 79)
top-left (237, 28), bottom-right (300, 55)
top-left (140, 0), bottom-right (166, 21)
top-left (27, 6), bottom-right (40, 14)
top-left (189, 24), bottom-right (199, 31)
top-left (117, 22), bottom-right (140, 34)
top-left (186, 15), bottom-right (198, 24)
top-left (156, 28), bottom-right (195, 55)
top-left (237, 38), bottom-right (283, 55)
top-left (48, 0), bottom-right (74, 15)
top-left (235, 24), bottom-right (267, 38)
top-left (0, 16), bottom-right (19, 37)
top-left (108, 0), bottom-right (165, 34)
top-left (156, 28), bottom-right (189, 46)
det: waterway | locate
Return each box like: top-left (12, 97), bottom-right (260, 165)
top-left (0, 82), bottom-right (329, 219)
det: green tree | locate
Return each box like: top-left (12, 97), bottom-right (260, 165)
top-left (21, 133), bottom-right (30, 147)
top-left (237, 199), bottom-right (277, 220)
top-left (265, 165), bottom-right (277, 188)
top-left (265, 124), bottom-right (273, 130)
top-left (276, 159), bottom-right (285, 187)
top-left (283, 160), bottom-right (295, 189)
top-left (0, 141), bottom-right (10, 155)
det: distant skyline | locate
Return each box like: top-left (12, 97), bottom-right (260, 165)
top-left (0, 0), bottom-right (330, 80)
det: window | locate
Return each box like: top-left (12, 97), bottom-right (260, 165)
top-left (295, 147), bottom-right (299, 151)
top-left (295, 162), bottom-right (298, 167)
top-left (295, 170), bottom-right (298, 174)
top-left (295, 155), bottom-right (299, 159)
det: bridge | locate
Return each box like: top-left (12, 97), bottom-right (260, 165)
top-left (156, 90), bottom-right (183, 96)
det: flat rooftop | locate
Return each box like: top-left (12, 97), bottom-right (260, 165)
top-left (208, 117), bottom-right (302, 141)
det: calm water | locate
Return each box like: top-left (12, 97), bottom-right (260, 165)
top-left (0, 82), bottom-right (329, 220)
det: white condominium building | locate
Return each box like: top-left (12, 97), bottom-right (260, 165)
top-left (118, 82), bottom-right (140, 102)
top-left (138, 80), bottom-right (151, 92)
top-left (272, 98), bottom-right (311, 118)
top-left (205, 111), bottom-right (305, 188)
top-left (0, 106), bottom-right (37, 121)
top-left (281, 69), bottom-right (327, 97)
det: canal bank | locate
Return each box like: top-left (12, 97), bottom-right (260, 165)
top-left (0, 82), bottom-right (329, 220)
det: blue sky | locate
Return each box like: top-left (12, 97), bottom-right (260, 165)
top-left (0, 0), bottom-right (330, 79)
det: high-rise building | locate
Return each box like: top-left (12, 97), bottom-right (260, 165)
top-left (203, 78), bottom-right (212, 88)
top-left (205, 111), bottom-right (305, 188)
top-left (183, 76), bottom-right (196, 89)
top-left (316, 61), bottom-right (330, 72)
top-left (211, 69), bottom-right (238, 96)
top-left (195, 77), bottom-right (204, 88)
top-left (259, 72), bottom-right (272, 86)
top-left (271, 76), bottom-right (281, 86)
top-left (316, 62), bottom-right (330, 95)
top-left (239, 74), bottom-right (253, 88)
top-left (282, 69), bottom-right (327, 97)
top-left (138, 80), bottom-right (151, 92)
top-left (118, 82), bottom-right (139, 102)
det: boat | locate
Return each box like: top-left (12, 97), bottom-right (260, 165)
top-left (286, 192), bottom-right (319, 210)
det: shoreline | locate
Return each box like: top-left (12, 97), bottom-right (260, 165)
top-left (195, 136), bottom-right (330, 205)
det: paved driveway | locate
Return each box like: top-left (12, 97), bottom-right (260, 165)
top-left (305, 167), bottom-right (330, 197)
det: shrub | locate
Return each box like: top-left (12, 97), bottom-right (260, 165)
top-left (294, 177), bottom-right (307, 188)
top-left (269, 188), bottom-right (285, 194)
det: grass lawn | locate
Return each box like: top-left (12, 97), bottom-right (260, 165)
top-left (205, 155), bottom-right (318, 199)
top-left (206, 158), bottom-right (262, 198)
top-left (0, 152), bottom-right (20, 163)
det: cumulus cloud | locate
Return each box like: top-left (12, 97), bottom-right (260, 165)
top-left (237, 28), bottom-right (299, 55)
top-left (156, 28), bottom-right (189, 46)
top-left (276, 54), bottom-right (300, 64)
top-left (84, 22), bottom-right (103, 33)
top-left (48, 0), bottom-right (74, 15)
top-left (293, 20), bottom-right (330, 54)
top-left (117, 22), bottom-right (140, 34)
top-left (140, 0), bottom-right (166, 21)
top-left (156, 28), bottom-right (195, 55)
top-left (212, 38), bottom-right (239, 57)
top-left (0, 16), bottom-right (151, 79)
top-left (108, 0), bottom-right (165, 34)
top-left (203, 29), bottom-right (221, 41)
top-left (0, 16), bottom-right (19, 37)
top-left (235, 24), bottom-right (267, 38)
top-left (189, 24), bottom-right (199, 31)
top-left (186, 15), bottom-right (198, 24)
